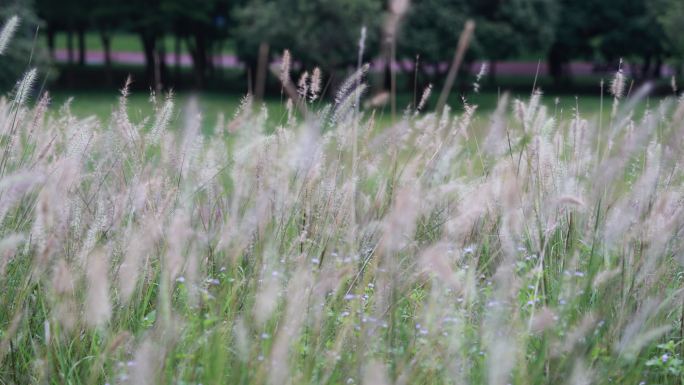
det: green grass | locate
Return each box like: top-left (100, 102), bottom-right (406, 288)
top-left (49, 90), bottom-right (293, 134)
top-left (1, 72), bottom-right (681, 384)
top-left (48, 89), bottom-right (651, 133)
top-left (52, 32), bottom-right (236, 55)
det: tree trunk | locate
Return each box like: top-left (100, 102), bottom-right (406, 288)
top-left (641, 54), bottom-right (651, 80)
top-left (77, 27), bottom-right (86, 66)
top-left (140, 33), bottom-right (157, 88)
top-left (67, 29), bottom-right (74, 64)
top-left (157, 40), bottom-right (168, 90)
top-left (174, 33), bottom-right (181, 82)
top-left (101, 32), bottom-right (113, 86)
top-left (653, 56), bottom-right (663, 78)
top-left (255, 41), bottom-right (269, 101)
top-left (548, 42), bottom-right (571, 86)
top-left (189, 33), bottom-right (208, 88)
top-left (46, 28), bottom-right (55, 60)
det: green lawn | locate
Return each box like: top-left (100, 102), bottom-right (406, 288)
top-left (52, 32), bottom-right (236, 55)
top-left (48, 89), bottom-right (648, 135)
top-left (49, 91), bottom-right (287, 134)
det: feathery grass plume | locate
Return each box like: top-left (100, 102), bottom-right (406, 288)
top-left (419, 242), bottom-right (460, 289)
top-left (130, 339), bottom-right (162, 385)
top-left (363, 361), bottom-right (391, 385)
top-left (29, 91), bottom-right (50, 136)
top-left (610, 59), bottom-right (626, 119)
top-left (364, 91), bottom-right (389, 109)
top-left (119, 218), bottom-right (160, 303)
top-left (180, 96), bottom-right (204, 179)
top-left (268, 265), bottom-right (312, 385)
top-left (416, 83), bottom-right (432, 113)
top-left (280, 49), bottom-right (291, 86)
top-left (483, 92), bottom-right (509, 156)
top-left (166, 209), bottom-right (192, 281)
top-left (331, 83), bottom-right (367, 125)
top-left (253, 265), bottom-right (281, 326)
top-left (115, 76), bottom-right (138, 142)
top-left (568, 360), bottom-right (593, 385)
top-left (358, 26), bottom-right (367, 65)
top-left (610, 59), bottom-right (625, 99)
top-left (85, 250), bottom-right (111, 328)
top-left (524, 88), bottom-right (543, 128)
top-left (228, 93), bottom-right (253, 132)
top-left (51, 259), bottom-right (78, 332)
top-left (13, 68), bottom-right (36, 107)
top-left (334, 63), bottom-right (369, 106)
top-left (147, 92), bottom-right (174, 145)
top-left (0, 233), bottom-right (24, 278)
top-left (297, 71), bottom-right (309, 99)
top-left (233, 317), bottom-right (250, 362)
top-left (473, 61), bottom-right (488, 93)
top-left (309, 67), bottom-right (322, 102)
top-left (0, 16), bottom-right (18, 56)
top-left (457, 97), bottom-right (477, 137)
top-left (0, 171), bottom-right (43, 224)
top-left (285, 97), bottom-right (295, 126)
top-left (390, 0), bottom-right (409, 17)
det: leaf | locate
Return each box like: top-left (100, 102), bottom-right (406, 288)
top-left (142, 310), bottom-right (157, 328)
top-left (645, 357), bottom-right (662, 367)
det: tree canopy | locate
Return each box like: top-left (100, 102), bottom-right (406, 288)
top-left (233, 0), bottom-right (382, 70)
top-left (27, 0), bottom-right (684, 89)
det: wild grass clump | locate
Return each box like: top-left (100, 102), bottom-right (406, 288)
top-left (2, 23), bottom-right (684, 385)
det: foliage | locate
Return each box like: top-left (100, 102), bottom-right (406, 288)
top-left (398, 0), bottom-right (469, 64)
top-left (548, 0), bottom-right (669, 80)
top-left (645, 341), bottom-right (684, 380)
top-left (471, 0), bottom-right (557, 61)
top-left (233, 0), bottom-right (382, 70)
top-left (28, 0), bottom-right (684, 89)
top-left (650, 0), bottom-right (684, 72)
top-left (399, 0), bottom-right (557, 66)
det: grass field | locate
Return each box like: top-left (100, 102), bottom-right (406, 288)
top-left (52, 32), bottom-right (236, 55)
top-left (48, 89), bottom-right (635, 133)
top-left (2, 24), bottom-right (684, 382)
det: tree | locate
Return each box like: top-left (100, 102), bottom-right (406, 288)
top-left (164, 0), bottom-right (232, 87)
top-left (398, 0), bottom-right (469, 66)
top-left (594, 0), bottom-right (668, 79)
top-left (546, 0), bottom-right (600, 82)
top-left (399, 0), bottom-right (557, 81)
top-left (650, 0), bottom-right (684, 76)
top-left (470, 0), bottom-right (557, 81)
top-left (35, 0), bottom-right (61, 59)
top-left (119, 0), bottom-right (169, 89)
top-left (548, 0), bottom-right (668, 83)
top-left (92, 0), bottom-right (125, 85)
top-left (233, 0), bottom-right (382, 87)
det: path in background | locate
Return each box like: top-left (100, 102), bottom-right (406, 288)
top-left (54, 49), bottom-right (675, 77)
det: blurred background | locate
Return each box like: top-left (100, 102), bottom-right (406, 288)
top-left (1, 0), bottom-right (683, 119)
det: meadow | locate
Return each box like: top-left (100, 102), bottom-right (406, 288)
top-left (2, 18), bottom-right (684, 385)
top-left (48, 90), bottom-right (622, 133)
top-left (51, 32), bottom-right (238, 56)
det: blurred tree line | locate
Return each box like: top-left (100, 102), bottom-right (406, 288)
top-left (3, 0), bottom-right (683, 90)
